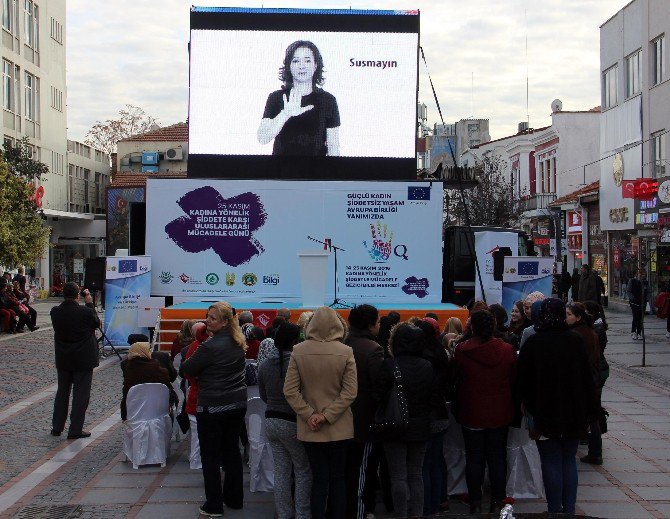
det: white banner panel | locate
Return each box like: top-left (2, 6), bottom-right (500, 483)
top-left (145, 180), bottom-right (442, 303)
top-left (474, 231), bottom-right (519, 305)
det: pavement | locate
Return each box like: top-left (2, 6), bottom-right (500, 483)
top-left (0, 298), bottom-right (668, 518)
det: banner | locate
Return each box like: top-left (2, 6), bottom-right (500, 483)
top-left (104, 256), bottom-right (152, 347)
top-left (145, 180), bottom-right (442, 303)
top-left (474, 231), bottom-right (519, 305)
top-left (501, 256), bottom-right (554, 319)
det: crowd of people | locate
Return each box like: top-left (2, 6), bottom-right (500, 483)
top-left (0, 269), bottom-right (39, 334)
top-left (113, 294), bottom-right (610, 518)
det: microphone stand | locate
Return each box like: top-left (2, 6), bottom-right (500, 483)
top-left (306, 236), bottom-right (353, 309)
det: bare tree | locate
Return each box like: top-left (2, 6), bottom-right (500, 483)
top-left (445, 155), bottom-right (523, 228)
top-left (85, 105), bottom-right (159, 156)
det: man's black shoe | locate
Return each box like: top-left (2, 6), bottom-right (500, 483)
top-left (580, 454), bottom-right (603, 465)
top-left (67, 431), bottom-right (92, 440)
top-left (50, 429), bottom-right (61, 437)
top-left (199, 504), bottom-right (224, 517)
top-left (30, 325), bottom-right (40, 331)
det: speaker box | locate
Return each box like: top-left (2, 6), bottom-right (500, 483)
top-left (84, 257), bottom-right (106, 291)
top-left (129, 202), bottom-right (146, 256)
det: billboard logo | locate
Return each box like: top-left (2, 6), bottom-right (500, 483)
top-left (518, 261), bottom-right (539, 276)
top-left (402, 276), bottom-right (429, 299)
top-left (206, 273), bottom-right (220, 285)
top-left (118, 260), bottom-right (137, 273)
top-left (158, 271), bottom-right (173, 284)
top-left (225, 273), bottom-right (235, 286)
top-left (179, 273), bottom-right (190, 283)
top-left (263, 274), bottom-right (279, 285)
top-left (242, 273), bottom-right (257, 287)
top-left (407, 186), bottom-right (430, 201)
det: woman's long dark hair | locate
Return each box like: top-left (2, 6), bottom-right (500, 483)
top-left (279, 40), bottom-right (325, 90)
top-left (567, 301), bottom-right (594, 327)
top-left (376, 311), bottom-right (401, 356)
top-left (274, 322), bottom-right (301, 378)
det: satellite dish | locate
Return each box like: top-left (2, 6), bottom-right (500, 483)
top-left (551, 99), bottom-right (563, 113)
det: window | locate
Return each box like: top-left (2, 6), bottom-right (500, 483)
top-left (2, 0), bottom-right (11, 31)
top-left (24, 71), bottom-right (32, 119)
top-left (50, 85), bottom-right (62, 111)
top-left (2, 60), bottom-right (11, 111)
top-left (626, 50), bottom-right (640, 97)
top-left (653, 36), bottom-right (666, 85)
top-left (23, 0), bottom-right (38, 49)
top-left (653, 131), bottom-right (667, 178)
top-left (603, 66), bottom-right (618, 109)
top-left (13, 64), bottom-right (19, 115)
top-left (50, 16), bottom-right (62, 44)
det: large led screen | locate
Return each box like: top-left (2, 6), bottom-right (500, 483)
top-left (189, 7), bottom-right (420, 180)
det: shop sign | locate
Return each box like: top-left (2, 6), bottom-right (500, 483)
top-left (609, 207), bottom-right (629, 223)
top-left (533, 237), bottom-right (550, 246)
top-left (568, 234), bottom-right (582, 251)
top-left (658, 210), bottom-right (670, 243)
top-left (613, 248), bottom-right (621, 267)
top-left (635, 196), bottom-right (658, 230)
top-left (567, 211), bottom-right (582, 234)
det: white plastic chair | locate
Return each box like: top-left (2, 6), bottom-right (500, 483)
top-left (122, 383), bottom-right (173, 469)
top-left (245, 396), bottom-right (274, 492)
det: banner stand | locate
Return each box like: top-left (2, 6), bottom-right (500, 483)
top-left (298, 250), bottom-right (330, 307)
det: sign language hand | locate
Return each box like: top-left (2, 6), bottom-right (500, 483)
top-left (283, 89), bottom-right (314, 118)
top-left (363, 221), bottom-right (394, 262)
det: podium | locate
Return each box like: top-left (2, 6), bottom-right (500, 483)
top-left (298, 250), bottom-right (330, 307)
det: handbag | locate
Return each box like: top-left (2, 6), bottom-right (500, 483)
top-left (370, 359), bottom-right (409, 439)
top-left (176, 409), bottom-right (190, 434)
top-left (597, 355), bottom-right (610, 387)
top-left (599, 406), bottom-right (608, 435)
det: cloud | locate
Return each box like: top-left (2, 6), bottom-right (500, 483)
top-left (66, 0), bottom-right (628, 141)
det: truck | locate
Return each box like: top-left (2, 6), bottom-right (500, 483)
top-left (442, 225), bottom-right (535, 306)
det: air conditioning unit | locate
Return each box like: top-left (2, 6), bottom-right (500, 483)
top-left (165, 147), bottom-right (183, 161)
top-left (129, 154), bottom-right (142, 163)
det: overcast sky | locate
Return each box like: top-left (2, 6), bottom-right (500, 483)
top-left (66, 0), bottom-right (628, 142)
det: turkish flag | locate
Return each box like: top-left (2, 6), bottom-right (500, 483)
top-left (622, 180), bottom-right (636, 198)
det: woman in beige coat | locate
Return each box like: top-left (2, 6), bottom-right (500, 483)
top-left (284, 306), bottom-right (358, 519)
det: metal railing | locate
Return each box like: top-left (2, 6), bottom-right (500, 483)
top-left (520, 192), bottom-right (556, 212)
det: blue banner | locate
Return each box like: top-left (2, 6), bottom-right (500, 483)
top-left (104, 256), bottom-right (152, 347)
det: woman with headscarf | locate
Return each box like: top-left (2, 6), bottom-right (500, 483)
top-left (373, 323), bottom-right (436, 518)
top-left (283, 306), bottom-right (357, 519)
top-left (259, 322), bottom-right (311, 519)
top-left (519, 291), bottom-right (547, 349)
top-left (121, 342), bottom-right (171, 421)
top-left (517, 298), bottom-right (597, 515)
top-left (182, 302), bottom-right (248, 516)
top-left (452, 310), bottom-right (516, 515)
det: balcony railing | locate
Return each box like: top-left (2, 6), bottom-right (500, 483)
top-left (520, 193), bottom-right (556, 212)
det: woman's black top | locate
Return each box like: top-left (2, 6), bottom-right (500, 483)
top-left (262, 88), bottom-right (340, 156)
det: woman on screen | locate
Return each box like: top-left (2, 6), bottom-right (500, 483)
top-left (257, 40), bottom-right (340, 156)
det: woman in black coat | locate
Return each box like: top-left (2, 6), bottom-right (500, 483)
top-left (374, 324), bottom-right (436, 518)
top-left (517, 298), bottom-right (597, 515)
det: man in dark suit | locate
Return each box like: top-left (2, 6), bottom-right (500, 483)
top-left (50, 282), bottom-right (100, 439)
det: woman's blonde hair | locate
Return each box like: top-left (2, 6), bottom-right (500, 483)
top-left (296, 311), bottom-right (314, 331)
top-left (444, 316), bottom-right (463, 335)
top-left (208, 302), bottom-right (247, 351)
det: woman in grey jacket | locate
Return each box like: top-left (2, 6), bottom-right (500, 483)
top-left (182, 302), bottom-right (247, 517)
top-left (258, 322), bottom-right (311, 519)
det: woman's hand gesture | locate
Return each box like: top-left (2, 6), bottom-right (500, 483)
top-left (282, 89), bottom-right (313, 118)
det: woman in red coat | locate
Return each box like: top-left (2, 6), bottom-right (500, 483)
top-left (453, 309), bottom-right (516, 515)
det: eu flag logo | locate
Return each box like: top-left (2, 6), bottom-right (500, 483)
top-left (408, 186), bottom-right (430, 200)
top-left (518, 261), bottom-right (538, 276)
top-left (118, 260), bottom-right (138, 274)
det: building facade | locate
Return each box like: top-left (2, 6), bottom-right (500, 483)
top-left (599, 0), bottom-right (669, 303)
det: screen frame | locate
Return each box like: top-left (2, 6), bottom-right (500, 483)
top-left (188, 7), bottom-right (420, 181)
